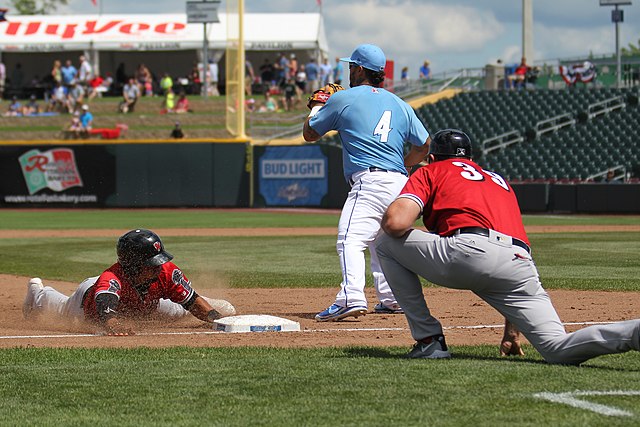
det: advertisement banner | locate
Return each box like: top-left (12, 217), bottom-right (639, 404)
top-left (0, 145), bottom-right (115, 207)
top-left (258, 146), bottom-right (327, 206)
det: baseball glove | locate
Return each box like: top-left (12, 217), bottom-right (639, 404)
top-left (307, 83), bottom-right (345, 109)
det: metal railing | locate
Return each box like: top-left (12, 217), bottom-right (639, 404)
top-left (585, 96), bottom-right (626, 120)
top-left (586, 165), bottom-right (627, 182)
top-left (530, 113), bottom-right (576, 138)
top-left (481, 130), bottom-right (523, 155)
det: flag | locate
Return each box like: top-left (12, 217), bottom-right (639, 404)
top-left (0, 8), bottom-right (8, 22)
top-left (316, 0), bottom-right (321, 5)
top-left (91, 0), bottom-right (97, 6)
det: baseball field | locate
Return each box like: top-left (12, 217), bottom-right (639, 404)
top-left (1, 209), bottom-right (640, 425)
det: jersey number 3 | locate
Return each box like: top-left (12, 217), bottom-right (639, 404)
top-left (373, 110), bottom-right (393, 142)
top-left (452, 161), bottom-right (509, 191)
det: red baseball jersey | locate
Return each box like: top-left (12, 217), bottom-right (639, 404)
top-left (83, 261), bottom-right (195, 322)
top-left (399, 158), bottom-right (529, 244)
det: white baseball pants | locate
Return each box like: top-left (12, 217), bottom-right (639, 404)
top-left (334, 169), bottom-right (408, 308)
top-left (31, 277), bottom-right (193, 321)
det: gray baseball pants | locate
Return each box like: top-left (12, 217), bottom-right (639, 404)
top-left (375, 229), bottom-right (640, 365)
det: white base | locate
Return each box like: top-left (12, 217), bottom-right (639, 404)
top-left (214, 314), bottom-right (301, 333)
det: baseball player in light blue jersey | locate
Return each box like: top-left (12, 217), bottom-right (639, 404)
top-left (303, 44), bottom-right (431, 321)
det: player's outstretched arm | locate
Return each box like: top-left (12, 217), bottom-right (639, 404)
top-left (188, 295), bottom-right (222, 323)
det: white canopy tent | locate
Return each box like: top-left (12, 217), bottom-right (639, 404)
top-left (0, 13), bottom-right (329, 96)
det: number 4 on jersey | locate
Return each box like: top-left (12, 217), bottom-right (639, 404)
top-left (373, 110), bottom-right (393, 142)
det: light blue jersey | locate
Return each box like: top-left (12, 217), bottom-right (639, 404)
top-left (309, 85), bottom-right (429, 181)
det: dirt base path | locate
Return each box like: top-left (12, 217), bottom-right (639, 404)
top-left (2, 274), bottom-right (638, 351)
top-left (2, 224), bottom-right (638, 352)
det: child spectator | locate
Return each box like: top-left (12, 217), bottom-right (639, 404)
top-left (281, 78), bottom-right (297, 111)
top-left (258, 91), bottom-right (278, 113)
top-left (161, 87), bottom-right (176, 114)
top-left (4, 96), bottom-right (21, 117)
top-left (66, 111), bottom-right (83, 138)
top-left (79, 104), bottom-right (93, 132)
top-left (22, 95), bottom-right (41, 116)
top-left (175, 92), bottom-right (191, 114)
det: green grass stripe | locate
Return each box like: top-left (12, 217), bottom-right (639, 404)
top-left (1, 346), bottom-right (639, 426)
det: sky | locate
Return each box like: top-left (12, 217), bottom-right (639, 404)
top-left (2, 0), bottom-right (639, 79)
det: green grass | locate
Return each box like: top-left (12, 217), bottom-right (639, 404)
top-left (1, 347), bottom-right (639, 426)
top-left (0, 209), bottom-right (340, 230)
top-left (2, 212), bottom-right (640, 425)
top-left (0, 210), bottom-right (638, 230)
top-left (1, 232), bottom-right (639, 291)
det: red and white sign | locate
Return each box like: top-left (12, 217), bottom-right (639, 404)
top-left (0, 13), bottom-right (328, 52)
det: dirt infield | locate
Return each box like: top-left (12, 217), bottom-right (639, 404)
top-left (1, 225), bottom-right (639, 352)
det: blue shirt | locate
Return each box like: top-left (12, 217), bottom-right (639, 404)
top-left (306, 62), bottom-right (319, 80)
top-left (61, 65), bottom-right (78, 84)
top-left (80, 111), bottom-right (93, 128)
top-left (309, 85), bottom-right (429, 181)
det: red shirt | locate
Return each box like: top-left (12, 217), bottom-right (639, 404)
top-left (399, 159), bottom-right (529, 244)
top-left (83, 261), bottom-right (195, 321)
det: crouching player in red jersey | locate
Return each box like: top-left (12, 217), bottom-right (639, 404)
top-left (23, 229), bottom-right (236, 335)
top-left (376, 129), bottom-right (640, 364)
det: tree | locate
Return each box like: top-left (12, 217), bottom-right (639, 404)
top-left (10, 0), bottom-right (69, 15)
top-left (622, 39), bottom-right (640, 56)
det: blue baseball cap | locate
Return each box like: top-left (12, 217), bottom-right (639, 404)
top-left (340, 44), bottom-right (386, 72)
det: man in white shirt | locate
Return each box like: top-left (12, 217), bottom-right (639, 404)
top-left (78, 55), bottom-right (93, 87)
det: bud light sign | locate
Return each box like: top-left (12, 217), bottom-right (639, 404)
top-left (259, 146), bottom-right (327, 206)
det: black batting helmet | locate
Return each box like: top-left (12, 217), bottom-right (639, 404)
top-left (429, 129), bottom-right (472, 160)
top-left (116, 229), bottom-right (173, 271)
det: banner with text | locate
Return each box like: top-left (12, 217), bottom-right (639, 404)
top-left (258, 146), bottom-right (327, 206)
top-left (0, 145), bottom-right (115, 207)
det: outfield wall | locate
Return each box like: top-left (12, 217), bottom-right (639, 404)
top-left (0, 140), bottom-right (251, 208)
top-left (1, 141), bottom-right (638, 212)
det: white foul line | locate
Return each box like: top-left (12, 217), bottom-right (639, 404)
top-left (534, 390), bottom-right (640, 417)
top-left (0, 320), bottom-right (620, 340)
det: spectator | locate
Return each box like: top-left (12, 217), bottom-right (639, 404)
top-left (135, 63), bottom-right (153, 96)
top-left (50, 60), bottom-right (62, 91)
top-left (159, 72), bottom-right (173, 95)
top-left (604, 169), bottom-right (622, 184)
top-left (0, 60), bottom-right (7, 99)
top-left (161, 87), bottom-right (176, 114)
top-left (305, 58), bottom-right (319, 93)
top-left (78, 55), bottom-right (92, 87)
top-left (48, 81), bottom-right (67, 113)
top-left (22, 94), bottom-right (40, 116)
top-left (188, 64), bottom-right (201, 95)
top-left (66, 111), bottom-right (83, 138)
top-left (10, 62), bottom-right (24, 92)
top-left (79, 104), bottom-right (93, 132)
top-left (3, 96), bottom-right (22, 117)
top-left (280, 78), bottom-right (298, 111)
top-left (295, 64), bottom-right (307, 96)
top-left (277, 52), bottom-right (290, 86)
top-left (208, 59), bottom-right (220, 96)
top-left (333, 57), bottom-right (344, 85)
top-left (245, 59), bottom-right (255, 96)
top-left (245, 97), bottom-right (257, 113)
top-left (319, 58), bottom-right (333, 85)
top-left (289, 54), bottom-right (298, 80)
top-left (175, 92), bottom-right (191, 114)
top-left (401, 66), bottom-right (409, 87)
top-left (170, 121), bottom-right (185, 139)
top-left (115, 62), bottom-right (127, 89)
top-left (87, 73), bottom-right (112, 100)
top-left (258, 91), bottom-right (278, 113)
top-left (260, 58), bottom-right (276, 91)
top-left (419, 60), bottom-right (431, 80)
top-left (66, 82), bottom-right (85, 113)
top-left (120, 77), bottom-right (140, 113)
top-left (507, 57), bottom-right (529, 89)
top-left (60, 59), bottom-right (77, 87)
